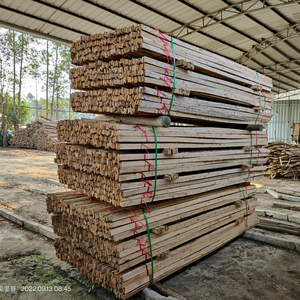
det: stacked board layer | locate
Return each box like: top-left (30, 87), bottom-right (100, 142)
top-left (48, 189), bottom-right (258, 298)
top-left (48, 24), bottom-right (273, 299)
top-left (10, 117), bottom-right (57, 151)
top-left (55, 119), bottom-right (268, 207)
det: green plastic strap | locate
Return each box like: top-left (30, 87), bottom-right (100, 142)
top-left (151, 126), bottom-right (158, 202)
top-left (246, 131), bottom-right (253, 182)
top-left (239, 187), bottom-right (248, 231)
top-left (142, 208), bottom-right (154, 284)
top-left (167, 36), bottom-right (176, 116)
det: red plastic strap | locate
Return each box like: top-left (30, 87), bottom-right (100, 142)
top-left (140, 198), bottom-right (151, 215)
top-left (99, 200), bottom-right (116, 211)
top-left (156, 103), bottom-right (169, 115)
top-left (154, 27), bottom-right (170, 41)
top-left (144, 159), bottom-right (155, 170)
top-left (131, 228), bottom-right (151, 259)
top-left (129, 216), bottom-right (147, 229)
top-left (140, 177), bottom-right (152, 188)
top-left (129, 207), bottom-right (138, 216)
top-left (253, 147), bottom-right (261, 164)
top-left (154, 27), bottom-right (173, 65)
top-left (156, 87), bottom-right (167, 99)
top-left (134, 125), bottom-right (149, 142)
top-left (144, 264), bottom-right (152, 282)
top-left (159, 67), bottom-right (173, 90)
top-left (248, 171), bottom-right (255, 183)
top-left (70, 191), bottom-right (84, 195)
top-left (141, 143), bottom-right (150, 154)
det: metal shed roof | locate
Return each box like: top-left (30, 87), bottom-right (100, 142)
top-left (1, 0), bottom-right (300, 93)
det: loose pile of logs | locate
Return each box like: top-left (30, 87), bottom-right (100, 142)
top-left (264, 142), bottom-right (300, 179)
top-left (9, 117), bottom-right (57, 151)
top-left (47, 24), bottom-right (273, 299)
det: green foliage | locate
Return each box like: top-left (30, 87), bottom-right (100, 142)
top-left (0, 93), bottom-right (30, 130)
top-left (0, 131), bottom-right (13, 147)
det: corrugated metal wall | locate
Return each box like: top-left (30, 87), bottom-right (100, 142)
top-left (267, 99), bottom-right (300, 143)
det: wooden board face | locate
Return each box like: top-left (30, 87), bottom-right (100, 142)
top-left (292, 123), bottom-right (300, 142)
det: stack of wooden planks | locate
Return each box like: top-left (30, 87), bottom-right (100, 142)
top-left (47, 23), bottom-right (273, 299)
top-left (69, 24), bottom-right (274, 126)
top-left (47, 187), bottom-right (258, 298)
top-left (10, 117), bottom-right (57, 151)
top-left (55, 119), bottom-right (268, 207)
top-left (264, 142), bottom-right (300, 179)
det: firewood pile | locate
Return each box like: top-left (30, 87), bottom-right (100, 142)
top-left (264, 142), bottom-right (300, 179)
top-left (9, 117), bottom-right (57, 151)
top-left (46, 24), bottom-right (273, 299)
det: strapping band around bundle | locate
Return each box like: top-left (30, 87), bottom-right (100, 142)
top-left (142, 208), bottom-right (154, 284)
top-left (151, 126), bottom-right (158, 202)
top-left (239, 187), bottom-right (248, 231)
top-left (168, 36), bottom-right (176, 116)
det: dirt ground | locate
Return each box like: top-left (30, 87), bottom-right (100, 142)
top-left (162, 238), bottom-right (300, 300)
top-left (0, 148), bottom-right (69, 227)
top-left (0, 218), bottom-right (134, 300)
top-left (1, 148), bottom-right (300, 300)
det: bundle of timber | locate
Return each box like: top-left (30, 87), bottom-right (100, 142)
top-left (69, 24), bottom-right (274, 126)
top-left (48, 23), bottom-right (273, 299)
top-left (55, 119), bottom-right (268, 207)
top-left (47, 187), bottom-right (259, 298)
top-left (9, 117), bottom-right (57, 151)
top-left (264, 142), bottom-right (300, 179)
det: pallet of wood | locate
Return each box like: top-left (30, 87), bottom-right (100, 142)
top-left (47, 23), bottom-right (273, 299)
top-left (264, 142), bottom-right (300, 179)
top-left (69, 24), bottom-right (273, 126)
top-left (55, 120), bottom-right (268, 207)
top-left (9, 117), bottom-right (57, 152)
top-left (47, 188), bottom-right (258, 298)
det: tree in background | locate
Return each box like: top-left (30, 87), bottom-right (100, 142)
top-left (16, 33), bottom-right (36, 131)
top-left (0, 27), bottom-right (73, 146)
top-left (0, 30), bottom-right (34, 133)
top-left (0, 93), bottom-right (30, 130)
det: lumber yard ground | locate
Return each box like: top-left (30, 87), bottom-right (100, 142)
top-left (0, 148), bottom-right (300, 300)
